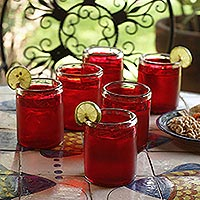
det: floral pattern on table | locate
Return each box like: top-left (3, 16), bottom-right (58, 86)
top-left (0, 164), bottom-right (56, 199)
top-left (126, 163), bottom-right (200, 199)
top-left (40, 131), bottom-right (84, 158)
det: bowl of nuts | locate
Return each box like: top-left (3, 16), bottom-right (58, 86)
top-left (156, 107), bottom-right (200, 146)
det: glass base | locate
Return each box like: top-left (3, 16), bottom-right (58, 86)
top-left (85, 175), bottom-right (136, 188)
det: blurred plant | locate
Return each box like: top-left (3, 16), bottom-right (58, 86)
top-left (176, 0), bottom-right (200, 31)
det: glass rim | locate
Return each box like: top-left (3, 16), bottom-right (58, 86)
top-left (103, 80), bottom-right (152, 99)
top-left (139, 53), bottom-right (181, 66)
top-left (94, 108), bottom-right (137, 126)
top-left (83, 46), bottom-right (124, 58)
top-left (17, 77), bottom-right (62, 92)
top-left (56, 62), bottom-right (103, 77)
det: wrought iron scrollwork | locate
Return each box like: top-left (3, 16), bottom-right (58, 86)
top-left (0, 0), bottom-right (174, 78)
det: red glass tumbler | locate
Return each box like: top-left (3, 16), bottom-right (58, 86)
top-left (138, 53), bottom-right (181, 114)
top-left (56, 63), bottom-right (103, 130)
top-left (102, 81), bottom-right (151, 152)
top-left (84, 108), bottom-right (137, 187)
top-left (83, 46), bottom-right (124, 86)
top-left (16, 78), bottom-right (64, 149)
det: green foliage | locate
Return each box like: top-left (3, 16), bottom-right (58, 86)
top-left (176, 0), bottom-right (200, 31)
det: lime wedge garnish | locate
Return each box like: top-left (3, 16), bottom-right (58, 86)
top-left (75, 101), bottom-right (102, 125)
top-left (6, 66), bottom-right (31, 90)
top-left (170, 46), bottom-right (192, 68)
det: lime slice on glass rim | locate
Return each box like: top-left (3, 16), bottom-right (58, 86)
top-left (6, 65), bottom-right (31, 90)
top-left (75, 101), bottom-right (102, 126)
top-left (170, 46), bottom-right (192, 68)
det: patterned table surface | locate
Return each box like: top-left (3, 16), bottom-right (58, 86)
top-left (0, 85), bottom-right (200, 200)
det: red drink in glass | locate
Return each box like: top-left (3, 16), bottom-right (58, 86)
top-left (16, 78), bottom-right (64, 149)
top-left (56, 63), bottom-right (103, 130)
top-left (84, 108), bottom-right (137, 187)
top-left (138, 53), bottom-right (181, 114)
top-left (83, 46), bottom-right (123, 86)
top-left (102, 81), bottom-right (151, 152)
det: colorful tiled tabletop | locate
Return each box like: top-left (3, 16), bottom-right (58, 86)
top-left (0, 85), bottom-right (200, 200)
